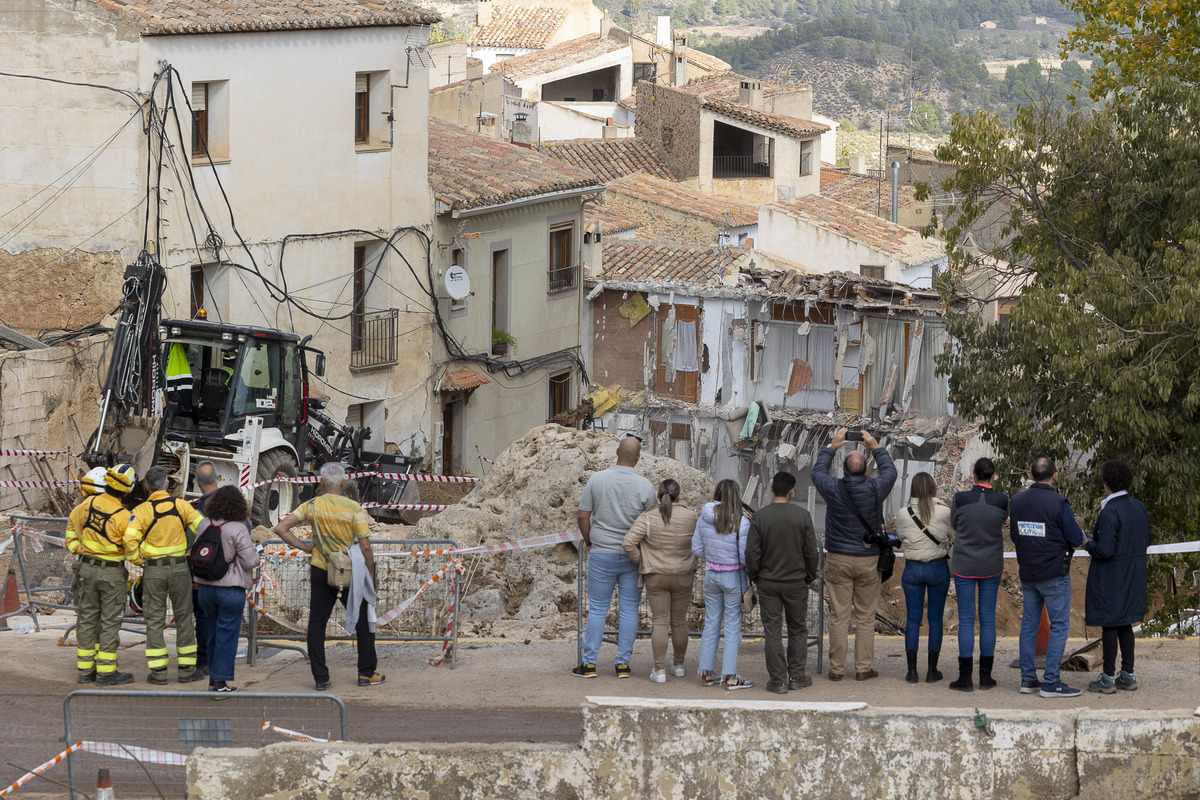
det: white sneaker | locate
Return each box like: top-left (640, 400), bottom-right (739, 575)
top-left (649, 668), bottom-right (666, 683)
top-left (671, 664), bottom-right (686, 678)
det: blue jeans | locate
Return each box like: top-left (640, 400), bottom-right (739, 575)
top-left (1020, 575), bottom-right (1071, 684)
top-left (197, 584), bottom-right (246, 683)
top-left (698, 569), bottom-right (744, 676)
top-left (901, 559), bottom-right (950, 652)
top-left (582, 552), bottom-right (641, 666)
top-left (954, 574), bottom-right (1001, 658)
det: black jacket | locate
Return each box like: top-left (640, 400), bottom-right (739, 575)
top-left (811, 446), bottom-right (897, 556)
top-left (1084, 494), bottom-right (1150, 627)
top-left (949, 486), bottom-right (1008, 578)
top-left (1010, 483), bottom-right (1086, 583)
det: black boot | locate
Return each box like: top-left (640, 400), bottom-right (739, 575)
top-left (905, 650), bottom-right (919, 683)
top-left (926, 651), bottom-right (943, 683)
top-left (948, 657), bottom-right (974, 692)
top-left (978, 655), bottom-right (997, 690)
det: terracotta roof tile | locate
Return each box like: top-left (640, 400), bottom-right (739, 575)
top-left (681, 48), bottom-right (731, 74)
top-left (468, 6), bottom-right (568, 49)
top-left (679, 72), bottom-right (828, 138)
top-left (605, 172), bottom-right (757, 227)
top-left (489, 32), bottom-right (627, 80)
top-left (428, 118), bottom-right (601, 211)
top-left (95, 0), bottom-right (440, 35)
top-left (584, 202), bottom-right (639, 235)
top-left (768, 195), bottom-right (944, 267)
top-left (541, 138), bottom-right (679, 183)
top-left (601, 240), bottom-right (745, 285)
top-left (440, 367), bottom-right (490, 393)
top-left (820, 168), bottom-right (916, 219)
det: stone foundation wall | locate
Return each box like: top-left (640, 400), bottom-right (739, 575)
top-left (187, 698), bottom-right (1200, 800)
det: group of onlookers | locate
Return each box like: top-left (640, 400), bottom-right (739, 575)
top-left (574, 431), bottom-right (1151, 698)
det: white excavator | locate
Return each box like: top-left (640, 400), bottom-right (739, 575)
top-left (83, 252), bottom-right (419, 526)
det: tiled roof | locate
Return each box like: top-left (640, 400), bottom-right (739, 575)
top-left (679, 72), bottom-right (828, 138)
top-left (601, 240), bottom-right (748, 285)
top-left (680, 47), bottom-right (731, 74)
top-left (440, 367), bottom-right (491, 393)
top-left (94, 0), bottom-right (440, 35)
top-left (768, 195), bottom-right (945, 267)
top-left (605, 172), bottom-right (757, 227)
top-left (820, 168), bottom-right (916, 219)
top-left (489, 32), bottom-right (627, 80)
top-left (428, 118), bottom-right (601, 211)
top-left (584, 202), bottom-right (640, 235)
top-left (618, 95), bottom-right (636, 111)
top-left (469, 6), bottom-right (567, 49)
top-left (541, 138), bottom-right (679, 183)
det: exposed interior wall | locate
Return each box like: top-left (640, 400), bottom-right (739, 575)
top-left (187, 700), bottom-right (1200, 800)
top-left (0, 335), bottom-right (106, 512)
top-left (0, 249), bottom-right (125, 336)
top-left (589, 288), bottom-right (656, 392)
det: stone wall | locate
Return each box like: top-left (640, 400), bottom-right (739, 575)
top-left (187, 698), bottom-right (1200, 800)
top-left (0, 335), bottom-right (106, 512)
top-left (635, 81), bottom-right (702, 179)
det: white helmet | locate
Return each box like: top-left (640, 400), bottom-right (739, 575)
top-left (80, 466), bottom-right (108, 497)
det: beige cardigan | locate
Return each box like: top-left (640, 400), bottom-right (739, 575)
top-left (622, 504), bottom-right (700, 575)
top-left (895, 499), bottom-right (954, 562)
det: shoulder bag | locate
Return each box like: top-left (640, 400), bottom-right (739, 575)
top-left (840, 480), bottom-right (895, 582)
top-left (736, 523), bottom-right (758, 613)
top-left (906, 506), bottom-right (950, 556)
top-left (312, 505), bottom-right (352, 589)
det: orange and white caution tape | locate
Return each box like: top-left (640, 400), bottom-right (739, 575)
top-left (262, 720), bottom-right (346, 743)
top-left (79, 741), bottom-right (188, 766)
top-left (359, 503), bottom-right (449, 511)
top-left (376, 558), bottom-right (465, 626)
top-left (247, 471), bottom-right (478, 490)
top-left (428, 570), bottom-right (458, 667)
top-left (11, 520), bottom-right (66, 549)
top-left (0, 742), bottom-right (81, 797)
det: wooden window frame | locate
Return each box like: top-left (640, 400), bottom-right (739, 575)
top-left (190, 265), bottom-right (205, 319)
top-left (548, 220), bottom-right (576, 292)
top-left (354, 74), bottom-right (370, 144)
top-left (192, 83), bottom-right (209, 158)
top-left (799, 139), bottom-right (813, 176)
top-left (352, 245), bottom-right (367, 351)
top-left (656, 303), bottom-right (700, 403)
top-left (860, 265), bottom-right (886, 280)
top-left (548, 370), bottom-right (572, 420)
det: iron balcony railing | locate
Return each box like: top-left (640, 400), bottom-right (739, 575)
top-left (548, 264), bottom-right (580, 293)
top-left (351, 308), bottom-right (398, 369)
top-left (713, 155), bottom-right (771, 179)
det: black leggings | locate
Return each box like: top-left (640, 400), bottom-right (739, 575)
top-left (1101, 624), bottom-right (1135, 676)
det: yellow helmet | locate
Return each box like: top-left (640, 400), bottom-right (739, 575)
top-left (80, 466), bottom-right (108, 497)
top-left (105, 463), bottom-right (136, 494)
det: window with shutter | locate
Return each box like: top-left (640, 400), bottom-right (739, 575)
top-left (192, 83), bottom-right (208, 158)
top-left (354, 73), bottom-right (370, 143)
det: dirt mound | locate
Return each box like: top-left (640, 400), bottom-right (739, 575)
top-left (412, 424), bottom-right (716, 639)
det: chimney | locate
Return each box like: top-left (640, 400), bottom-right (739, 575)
top-left (600, 10), bottom-right (610, 38)
top-left (673, 34), bottom-right (688, 86)
top-left (602, 117), bottom-right (621, 139)
top-left (848, 153), bottom-right (866, 174)
top-left (476, 0), bottom-right (492, 27)
top-left (890, 161), bottom-right (900, 224)
top-left (655, 16), bottom-right (671, 47)
top-left (738, 79), bottom-right (764, 110)
top-left (512, 112), bottom-right (533, 147)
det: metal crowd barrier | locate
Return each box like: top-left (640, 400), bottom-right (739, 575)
top-left (250, 538), bottom-right (460, 669)
top-left (63, 689), bottom-right (346, 799)
top-left (578, 544), bottom-right (827, 675)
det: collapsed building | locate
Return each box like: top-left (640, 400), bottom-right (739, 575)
top-left (583, 238), bottom-right (984, 528)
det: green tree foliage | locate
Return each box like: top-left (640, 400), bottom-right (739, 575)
top-left (933, 79), bottom-right (1200, 629)
top-left (1061, 0), bottom-right (1200, 99)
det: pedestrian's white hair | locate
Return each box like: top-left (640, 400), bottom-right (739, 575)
top-left (318, 462), bottom-right (348, 490)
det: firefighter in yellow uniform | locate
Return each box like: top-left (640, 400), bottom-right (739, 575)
top-left (66, 465), bottom-right (136, 686)
top-left (124, 465), bottom-right (206, 684)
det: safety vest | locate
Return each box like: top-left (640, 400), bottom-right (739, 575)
top-left (66, 493), bottom-right (129, 561)
top-left (125, 491), bottom-right (202, 561)
top-left (166, 343), bottom-right (193, 393)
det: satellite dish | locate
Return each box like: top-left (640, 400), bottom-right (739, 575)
top-left (445, 265), bottom-right (470, 301)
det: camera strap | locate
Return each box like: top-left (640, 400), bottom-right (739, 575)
top-left (839, 479), bottom-right (882, 549)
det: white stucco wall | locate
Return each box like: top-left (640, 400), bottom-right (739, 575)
top-left (698, 109), bottom-right (821, 205)
top-left (812, 113), bottom-right (839, 167)
top-left (469, 46), bottom-right (535, 71)
top-left (537, 102), bottom-right (628, 140)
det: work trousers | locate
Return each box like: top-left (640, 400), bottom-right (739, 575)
top-left (142, 560), bottom-right (198, 677)
top-left (825, 552), bottom-right (881, 675)
top-left (644, 571), bottom-right (693, 671)
top-left (308, 567), bottom-right (377, 683)
top-left (75, 560), bottom-right (128, 676)
top-left (758, 578), bottom-right (810, 686)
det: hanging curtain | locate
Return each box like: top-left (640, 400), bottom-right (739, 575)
top-left (865, 317), bottom-right (908, 409)
top-left (674, 320), bottom-right (699, 372)
top-left (909, 322), bottom-right (948, 416)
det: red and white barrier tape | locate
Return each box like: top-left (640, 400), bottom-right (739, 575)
top-left (80, 740), bottom-right (188, 766)
top-left (0, 448), bottom-right (80, 458)
top-left (0, 742), bottom-right (81, 797)
top-left (475, 445), bottom-right (494, 464)
top-left (0, 478), bottom-right (79, 488)
top-left (262, 720), bottom-right (346, 743)
top-left (428, 570), bottom-right (458, 667)
top-left (360, 503), bottom-right (450, 512)
top-left (11, 521), bottom-right (66, 549)
top-left (247, 471), bottom-right (478, 490)
top-left (376, 558), bottom-right (465, 626)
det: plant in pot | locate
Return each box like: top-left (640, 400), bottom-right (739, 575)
top-left (491, 327), bottom-right (517, 357)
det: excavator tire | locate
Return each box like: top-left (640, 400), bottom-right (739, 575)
top-left (252, 449), bottom-right (299, 528)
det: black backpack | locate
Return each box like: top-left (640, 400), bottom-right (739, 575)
top-left (188, 522), bottom-right (230, 581)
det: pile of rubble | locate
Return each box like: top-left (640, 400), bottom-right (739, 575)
top-left (413, 424), bottom-right (715, 639)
